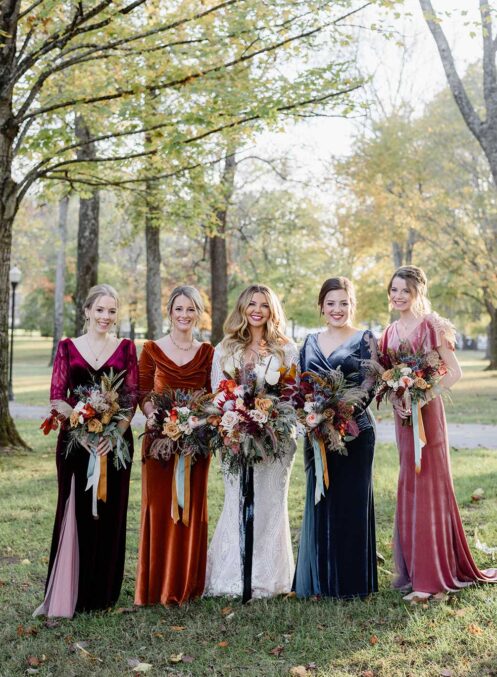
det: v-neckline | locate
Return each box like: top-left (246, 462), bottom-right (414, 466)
top-left (152, 341), bottom-right (204, 368)
top-left (69, 338), bottom-right (124, 371)
top-left (394, 317), bottom-right (426, 342)
top-left (315, 329), bottom-right (362, 360)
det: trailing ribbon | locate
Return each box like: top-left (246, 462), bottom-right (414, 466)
top-left (239, 462), bottom-right (255, 604)
top-left (171, 454), bottom-right (192, 526)
top-left (85, 449), bottom-right (101, 519)
top-left (412, 401), bottom-right (427, 474)
top-left (97, 455), bottom-right (107, 503)
top-left (311, 435), bottom-right (329, 504)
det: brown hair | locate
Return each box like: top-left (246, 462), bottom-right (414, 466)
top-left (387, 265), bottom-right (431, 316)
top-left (318, 277), bottom-right (356, 316)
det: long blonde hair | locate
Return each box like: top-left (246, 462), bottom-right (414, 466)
top-left (83, 283), bottom-right (119, 332)
top-left (388, 265), bottom-right (431, 317)
top-left (221, 284), bottom-right (288, 366)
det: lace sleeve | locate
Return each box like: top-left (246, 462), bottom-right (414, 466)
top-left (50, 340), bottom-right (70, 403)
top-left (427, 312), bottom-right (457, 351)
top-left (211, 344), bottom-right (224, 392)
top-left (283, 341), bottom-right (299, 369)
top-left (122, 340), bottom-right (138, 414)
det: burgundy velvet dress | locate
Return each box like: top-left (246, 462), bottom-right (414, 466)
top-left (35, 338), bottom-right (138, 616)
top-left (134, 341), bottom-right (214, 606)
top-left (381, 315), bottom-right (497, 594)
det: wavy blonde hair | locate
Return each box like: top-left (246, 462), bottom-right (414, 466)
top-left (221, 284), bottom-right (289, 367)
top-left (388, 265), bottom-right (432, 317)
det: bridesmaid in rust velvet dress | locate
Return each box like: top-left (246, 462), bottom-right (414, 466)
top-left (34, 284), bottom-right (138, 618)
top-left (135, 286), bottom-right (214, 606)
top-left (381, 266), bottom-right (497, 600)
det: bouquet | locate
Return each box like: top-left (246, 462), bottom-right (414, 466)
top-left (371, 342), bottom-right (448, 472)
top-left (141, 388), bottom-right (211, 525)
top-left (299, 369), bottom-right (365, 503)
top-left (41, 369), bottom-right (132, 517)
top-left (205, 361), bottom-right (299, 476)
top-left (142, 389), bottom-right (212, 463)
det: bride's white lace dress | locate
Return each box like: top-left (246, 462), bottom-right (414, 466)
top-left (204, 342), bottom-right (298, 598)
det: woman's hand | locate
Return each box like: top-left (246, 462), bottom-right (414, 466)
top-left (96, 436), bottom-right (113, 456)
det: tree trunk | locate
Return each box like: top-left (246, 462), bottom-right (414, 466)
top-left (145, 184), bottom-right (163, 339)
top-left (485, 304), bottom-right (497, 371)
top-left (74, 115), bottom-right (99, 336)
top-left (50, 194), bottom-right (69, 365)
top-left (0, 3), bottom-right (29, 451)
top-left (210, 152), bottom-right (236, 345)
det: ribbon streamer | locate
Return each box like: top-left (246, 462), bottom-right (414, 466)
top-left (412, 401), bottom-right (427, 473)
top-left (85, 449), bottom-right (101, 519)
top-left (239, 462), bottom-right (255, 604)
top-left (97, 455), bottom-right (107, 502)
top-left (171, 454), bottom-right (192, 526)
top-left (311, 435), bottom-right (329, 504)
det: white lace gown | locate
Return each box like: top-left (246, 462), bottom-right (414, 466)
top-left (204, 342), bottom-right (298, 598)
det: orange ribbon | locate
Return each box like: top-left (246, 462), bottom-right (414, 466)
top-left (319, 437), bottom-right (329, 490)
top-left (97, 455), bottom-right (107, 502)
top-left (171, 454), bottom-right (192, 526)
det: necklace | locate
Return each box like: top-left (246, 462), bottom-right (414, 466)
top-left (85, 334), bottom-right (110, 363)
top-left (170, 333), bottom-right (194, 352)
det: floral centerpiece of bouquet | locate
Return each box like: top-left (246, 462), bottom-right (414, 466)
top-left (299, 368), bottom-right (365, 503)
top-left (372, 342), bottom-right (448, 472)
top-left (205, 360), bottom-right (299, 476)
top-left (40, 369), bottom-right (132, 517)
top-left (141, 388), bottom-right (212, 526)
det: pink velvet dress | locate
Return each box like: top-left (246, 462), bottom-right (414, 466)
top-left (34, 338), bottom-right (138, 617)
top-left (381, 314), bottom-right (497, 594)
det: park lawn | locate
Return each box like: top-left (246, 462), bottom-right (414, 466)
top-left (11, 339), bottom-right (497, 424)
top-left (1, 421), bottom-right (497, 676)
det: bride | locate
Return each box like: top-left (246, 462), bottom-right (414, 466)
top-left (204, 284), bottom-right (298, 598)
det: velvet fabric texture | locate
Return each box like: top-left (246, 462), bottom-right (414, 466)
top-left (294, 331), bottom-right (378, 599)
top-left (40, 339), bottom-right (138, 615)
top-left (381, 316), bottom-right (497, 593)
top-left (134, 341), bottom-right (214, 606)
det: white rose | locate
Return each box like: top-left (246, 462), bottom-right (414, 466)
top-left (400, 376), bottom-right (414, 388)
top-left (221, 410), bottom-right (240, 433)
top-left (178, 422), bottom-right (192, 435)
top-left (177, 406), bottom-right (190, 417)
top-left (400, 367), bottom-right (412, 376)
top-left (306, 412), bottom-right (323, 428)
top-left (303, 401), bottom-right (315, 413)
top-left (249, 409), bottom-right (267, 425)
top-left (235, 397), bottom-right (246, 410)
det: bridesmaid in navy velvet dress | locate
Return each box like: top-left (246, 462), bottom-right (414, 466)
top-left (294, 277), bottom-right (378, 599)
top-left (34, 284), bottom-right (138, 618)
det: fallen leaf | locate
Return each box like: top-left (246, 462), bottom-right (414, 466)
top-left (316, 624), bottom-right (326, 631)
top-left (467, 623), bottom-right (483, 635)
top-left (127, 659), bottom-right (141, 668)
top-left (69, 641), bottom-right (88, 653)
top-left (471, 488), bottom-right (485, 502)
top-left (369, 635), bottom-right (379, 645)
top-left (284, 591), bottom-right (297, 599)
top-left (306, 662), bottom-right (318, 671)
top-left (44, 619), bottom-right (60, 629)
top-left (0, 580), bottom-right (6, 587)
top-left (440, 670), bottom-right (452, 677)
top-left (181, 655), bottom-right (194, 663)
top-left (225, 612), bottom-right (235, 621)
top-left (221, 606), bottom-right (233, 616)
top-left (152, 631), bottom-right (164, 638)
top-left (289, 667), bottom-right (308, 677)
top-left (432, 592), bottom-right (449, 603)
top-left (21, 559), bottom-right (31, 565)
top-left (361, 671), bottom-right (374, 677)
top-left (270, 645), bottom-right (284, 657)
top-left (26, 657), bottom-right (40, 667)
top-left (115, 606), bottom-right (138, 614)
top-left (133, 663), bottom-right (153, 674)
top-left (169, 653), bottom-right (183, 663)
top-left (170, 625), bottom-right (186, 632)
top-left (217, 641), bottom-right (229, 648)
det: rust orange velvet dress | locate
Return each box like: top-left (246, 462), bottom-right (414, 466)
top-left (134, 341), bottom-right (214, 606)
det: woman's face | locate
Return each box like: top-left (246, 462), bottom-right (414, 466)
top-left (321, 289), bottom-right (353, 328)
top-left (245, 292), bottom-right (271, 329)
top-left (86, 295), bottom-right (118, 334)
top-left (170, 294), bottom-right (197, 333)
top-left (389, 276), bottom-right (413, 313)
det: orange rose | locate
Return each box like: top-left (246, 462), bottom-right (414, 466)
top-left (255, 397), bottom-right (272, 413)
top-left (163, 421), bottom-right (181, 440)
top-left (87, 418), bottom-right (103, 433)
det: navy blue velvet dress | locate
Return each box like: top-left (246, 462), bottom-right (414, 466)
top-left (294, 330), bottom-right (378, 599)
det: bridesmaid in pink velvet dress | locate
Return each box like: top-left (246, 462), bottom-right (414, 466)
top-left (380, 266), bottom-right (497, 600)
top-left (34, 284), bottom-right (138, 618)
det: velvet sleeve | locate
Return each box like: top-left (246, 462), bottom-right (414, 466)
top-left (359, 329), bottom-right (378, 409)
top-left (123, 340), bottom-right (139, 413)
top-left (50, 340), bottom-right (70, 403)
top-left (138, 342), bottom-right (156, 410)
top-left (299, 335), bottom-right (310, 374)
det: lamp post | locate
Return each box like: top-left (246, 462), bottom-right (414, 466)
top-left (8, 265), bottom-right (22, 401)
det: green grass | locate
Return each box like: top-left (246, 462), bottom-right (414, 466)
top-left (1, 421), bottom-right (497, 676)
top-left (11, 340), bottom-right (497, 424)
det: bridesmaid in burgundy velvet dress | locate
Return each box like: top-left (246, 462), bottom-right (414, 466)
top-left (34, 284), bottom-right (138, 618)
top-left (135, 286), bottom-right (214, 606)
top-left (380, 266), bottom-right (497, 600)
